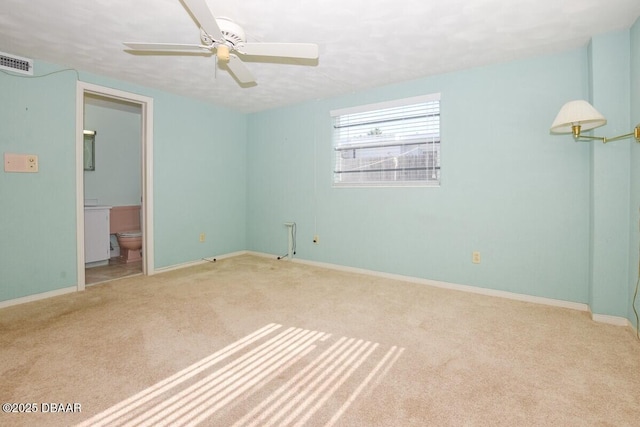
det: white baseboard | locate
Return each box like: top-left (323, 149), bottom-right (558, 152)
top-left (153, 250), bottom-right (249, 274)
top-left (250, 251), bottom-right (288, 261)
top-left (249, 251), bottom-right (640, 329)
top-left (0, 286), bottom-right (77, 309)
top-left (250, 251), bottom-right (639, 330)
top-left (0, 251), bottom-right (249, 309)
top-left (591, 313), bottom-right (632, 327)
top-left (268, 254), bottom-right (590, 313)
top-left (286, 256), bottom-right (637, 328)
top-left (147, 251), bottom-right (640, 331)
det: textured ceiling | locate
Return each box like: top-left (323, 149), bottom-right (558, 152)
top-left (1, 0), bottom-right (639, 113)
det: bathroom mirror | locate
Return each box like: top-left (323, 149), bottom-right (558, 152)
top-left (83, 130), bottom-right (96, 171)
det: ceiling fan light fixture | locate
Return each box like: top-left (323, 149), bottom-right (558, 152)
top-left (122, 0), bottom-right (319, 86)
top-left (217, 44), bottom-right (230, 62)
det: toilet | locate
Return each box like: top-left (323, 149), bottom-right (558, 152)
top-left (110, 205), bottom-right (142, 263)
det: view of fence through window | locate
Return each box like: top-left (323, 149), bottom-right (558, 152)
top-left (331, 94), bottom-right (441, 186)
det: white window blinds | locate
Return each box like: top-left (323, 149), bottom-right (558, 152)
top-left (330, 94), bottom-right (441, 187)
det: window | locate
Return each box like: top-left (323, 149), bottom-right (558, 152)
top-left (331, 93), bottom-right (441, 187)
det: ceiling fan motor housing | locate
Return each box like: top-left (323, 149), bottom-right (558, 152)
top-left (201, 17), bottom-right (246, 47)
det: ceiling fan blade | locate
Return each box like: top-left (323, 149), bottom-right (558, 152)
top-left (236, 43), bottom-right (319, 59)
top-left (124, 42), bottom-right (210, 53)
top-left (225, 54), bottom-right (255, 84)
top-left (182, 0), bottom-right (224, 41)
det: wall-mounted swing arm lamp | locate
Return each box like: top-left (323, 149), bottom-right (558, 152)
top-left (550, 100), bottom-right (640, 144)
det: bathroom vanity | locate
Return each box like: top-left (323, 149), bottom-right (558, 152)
top-left (84, 206), bottom-right (111, 266)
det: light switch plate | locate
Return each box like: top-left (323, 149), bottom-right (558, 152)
top-left (4, 153), bottom-right (38, 173)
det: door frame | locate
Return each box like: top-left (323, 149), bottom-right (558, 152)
top-left (75, 81), bottom-right (155, 290)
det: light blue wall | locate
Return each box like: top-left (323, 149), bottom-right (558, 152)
top-left (0, 63), bottom-right (77, 300)
top-left (629, 17), bottom-right (640, 326)
top-left (150, 92), bottom-right (247, 267)
top-left (84, 96), bottom-right (142, 207)
top-left (589, 30), bottom-right (631, 317)
top-left (0, 61), bottom-right (247, 302)
top-left (247, 49), bottom-right (592, 303)
top-left (78, 71), bottom-right (249, 269)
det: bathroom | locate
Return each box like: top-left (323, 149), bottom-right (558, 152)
top-left (83, 93), bottom-right (143, 284)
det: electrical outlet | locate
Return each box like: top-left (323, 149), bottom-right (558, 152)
top-left (313, 235), bottom-right (319, 244)
top-left (199, 232), bottom-right (206, 243)
top-left (26, 155), bottom-right (38, 172)
top-left (472, 251), bottom-right (481, 264)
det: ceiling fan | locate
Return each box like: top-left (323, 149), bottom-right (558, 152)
top-left (123, 0), bottom-right (319, 85)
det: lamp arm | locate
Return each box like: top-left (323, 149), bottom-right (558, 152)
top-left (602, 131), bottom-right (636, 144)
top-left (575, 134), bottom-right (605, 142)
top-left (573, 125), bottom-right (640, 144)
top-left (601, 126), bottom-right (640, 144)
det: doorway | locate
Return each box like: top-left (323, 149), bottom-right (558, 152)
top-left (75, 82), bottom-right (154, 291)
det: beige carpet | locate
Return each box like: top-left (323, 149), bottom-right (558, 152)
top-left (1, 254), bottom-right (639, 426)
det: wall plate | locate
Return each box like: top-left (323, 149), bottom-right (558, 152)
top-left (4, 153), bottom-right (38, 173)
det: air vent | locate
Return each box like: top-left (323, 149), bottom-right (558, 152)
top-left (0, 51), bottom-right (33, 75)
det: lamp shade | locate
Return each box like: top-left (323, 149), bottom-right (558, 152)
top-left (550, 100), bottom-right (607, 134)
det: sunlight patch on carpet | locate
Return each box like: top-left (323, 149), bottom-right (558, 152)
top-left (76, 323), bottom-right (404, 427)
